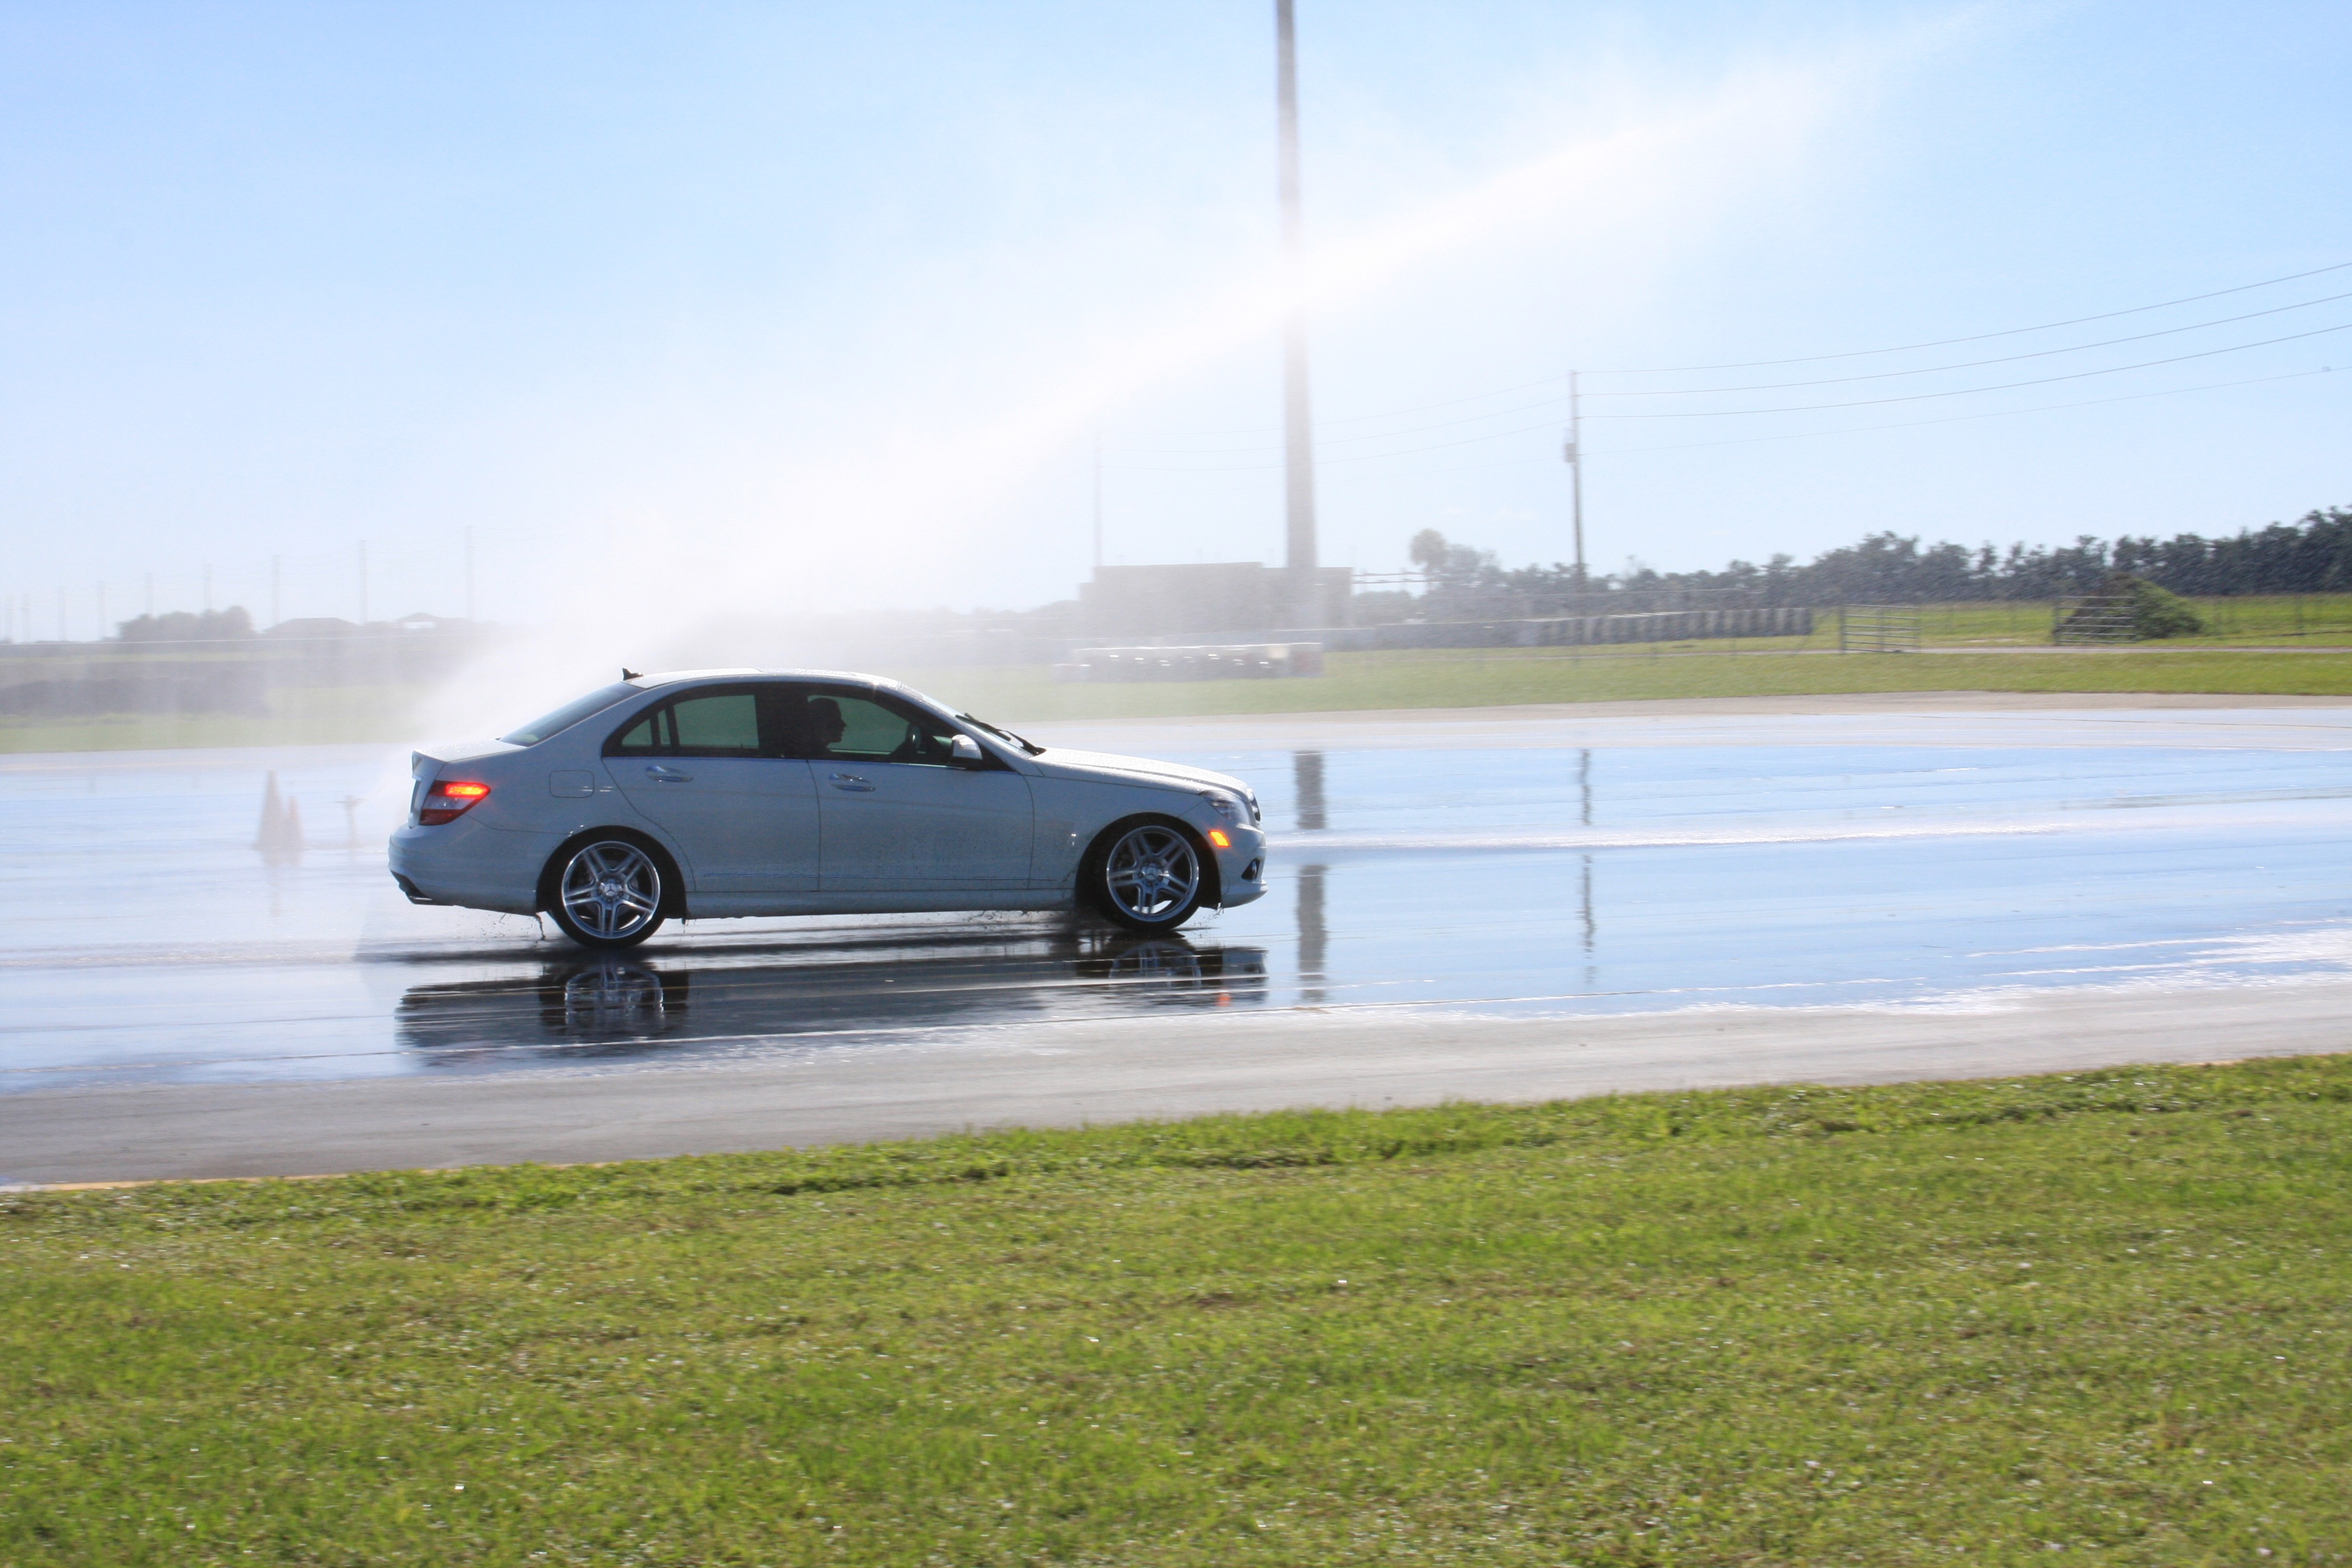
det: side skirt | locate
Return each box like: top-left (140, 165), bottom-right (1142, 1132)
top-left (685, 890), bottom-right (1076, 918)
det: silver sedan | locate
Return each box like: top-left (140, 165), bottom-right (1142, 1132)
top-left (389, 669), bottom-right (1269, 949)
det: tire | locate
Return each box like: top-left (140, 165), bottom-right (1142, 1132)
top-left (1088, 819), bottom-right (1208, 933)
top-left (546, 837), bottom-right (668, 949)
top-left (550, 959), bottom-right (673, 1039)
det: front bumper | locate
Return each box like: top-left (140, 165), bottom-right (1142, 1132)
top-left (1209, 823), bottom-right (1269, 908)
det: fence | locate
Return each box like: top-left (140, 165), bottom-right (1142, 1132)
top-left (1312, 606), bottom-right (1814, 652)
top-left (1838, 606), bottom-right (1922, 653)
top-left (1357, 579), bottom-right (1808, 621)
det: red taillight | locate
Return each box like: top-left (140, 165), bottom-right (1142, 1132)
top-left (418, 780), bottom-right (491, 826)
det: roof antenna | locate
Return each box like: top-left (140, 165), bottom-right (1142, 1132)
top-left (621, 667), bottom-right (641, 681)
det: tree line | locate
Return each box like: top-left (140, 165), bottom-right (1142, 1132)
top-left (1409, 505), bottom-right (2352, 606)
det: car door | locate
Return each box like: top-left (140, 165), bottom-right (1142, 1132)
top-left (605, 684), bottom-right (820, 897)
top-left (788, 685), bottom-right (1034, 891)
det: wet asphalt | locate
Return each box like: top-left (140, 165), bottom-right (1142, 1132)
top-left (4, 696), bottom-right (2349, 1181)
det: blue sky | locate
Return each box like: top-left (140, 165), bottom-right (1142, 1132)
top-left (2, 1), bottom-right (2347, 634)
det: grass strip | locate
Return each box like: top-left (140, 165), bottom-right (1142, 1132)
top-left (5, 1056), bottom-right (2350, 1564)
top-left (923, 647), bottom-right (2352, 722)
top-left (7, 648), bottom-right (2351, 752)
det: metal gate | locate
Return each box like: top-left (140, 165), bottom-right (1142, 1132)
top-left (1839, 605), bottom-right (1921, 653)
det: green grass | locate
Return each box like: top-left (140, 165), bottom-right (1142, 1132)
top-left (0, 685), bottom-right (430, 754)
top-left (6, 1056), bottom-right (2350, 1564)
top-left (903, 645), bottom-right (2352, 723)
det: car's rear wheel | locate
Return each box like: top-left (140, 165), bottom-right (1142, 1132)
top-left (547, 838), bottom-right (667, 949)
top-left (1090, 820), bottom-right (1207, 933)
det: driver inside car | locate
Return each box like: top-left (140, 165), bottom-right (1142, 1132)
top-left (803, 697), bottom-right (847, 756)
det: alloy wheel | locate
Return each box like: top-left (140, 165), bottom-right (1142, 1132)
top-left (559, 841), bottom-right (664, 942)
top-left (1102, 824), bottom-right (1201, 926)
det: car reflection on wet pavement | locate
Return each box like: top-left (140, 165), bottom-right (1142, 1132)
top-left (394, 929), bottom-right (1267, 1070)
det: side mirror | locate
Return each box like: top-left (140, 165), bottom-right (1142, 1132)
top-left (949, 734), bottom-right (987, 768)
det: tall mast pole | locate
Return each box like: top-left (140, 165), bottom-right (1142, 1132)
top-left (1276, 0), bottom-right (1319, 617)
top-left (1566, 370), bottom-right (1586, 587)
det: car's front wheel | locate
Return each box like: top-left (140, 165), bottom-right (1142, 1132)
top-left (547, 838), bottom-right (668, 949)
top-left (1089, 820), bottom-right (1208, 933)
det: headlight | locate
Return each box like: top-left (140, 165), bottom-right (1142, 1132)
top-left (1200, 791), bottom-right (1244, 825)
top-left (1243, 789), bottom-right (1261, 825)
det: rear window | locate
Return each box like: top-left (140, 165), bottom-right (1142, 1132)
top-left (499, 683), bottom-right (639, 746)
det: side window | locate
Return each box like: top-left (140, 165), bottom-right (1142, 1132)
top-left (789, 688), bottom-right (967, 766)
top-left (667, 692), bottom-right (760, 757)
top-left (604, 688), bottom-right (766, 757)
top-left (607, 705), bottom-right (674, 755)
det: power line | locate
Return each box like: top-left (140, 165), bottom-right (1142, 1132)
top-left (1122, 283), bottom-right (2352, 457)
top-left (1277, 364), bottom-right (2334, 482)
top-left (1112, 390), bottom-right (1569, 456)
top-left (1589, 258), bottom-right (2352, 373)
top-left (1106, 375), bottom-right (1566, 439)
top-left (1584, 288), bottom-right (2352, 398)
top-left (1104, 349), bottom-right (2340, 475)
top-left (1103, 257), bottom-right (2352, 440)
top-left (1585, 320), bottom-right (2352, 419)
top-left (1595, 365), bottom-right (2335, 457)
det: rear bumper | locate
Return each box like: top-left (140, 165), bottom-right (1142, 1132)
top-left (391, 872), bottom-right (446, 906)
top-left (387, 818), bottom-right (564, 916)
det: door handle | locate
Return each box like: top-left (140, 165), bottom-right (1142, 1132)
top-left (646, 765), bottom-right (693, 783)
top-left (828, 773), bottom-right (875, 793)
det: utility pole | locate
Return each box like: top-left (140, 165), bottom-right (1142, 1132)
top-left (1090, 432), bottom-right (1104, 577)
top-left (1275, 0), bottom-right (1319, 621)
top-left (1563, 370), bottom-right (1586, 590)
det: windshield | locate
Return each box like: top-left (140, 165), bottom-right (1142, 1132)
top-left (500, 682), bottom-right (639, 746)
top-left (956, 712), bottom-right (1044, 756)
